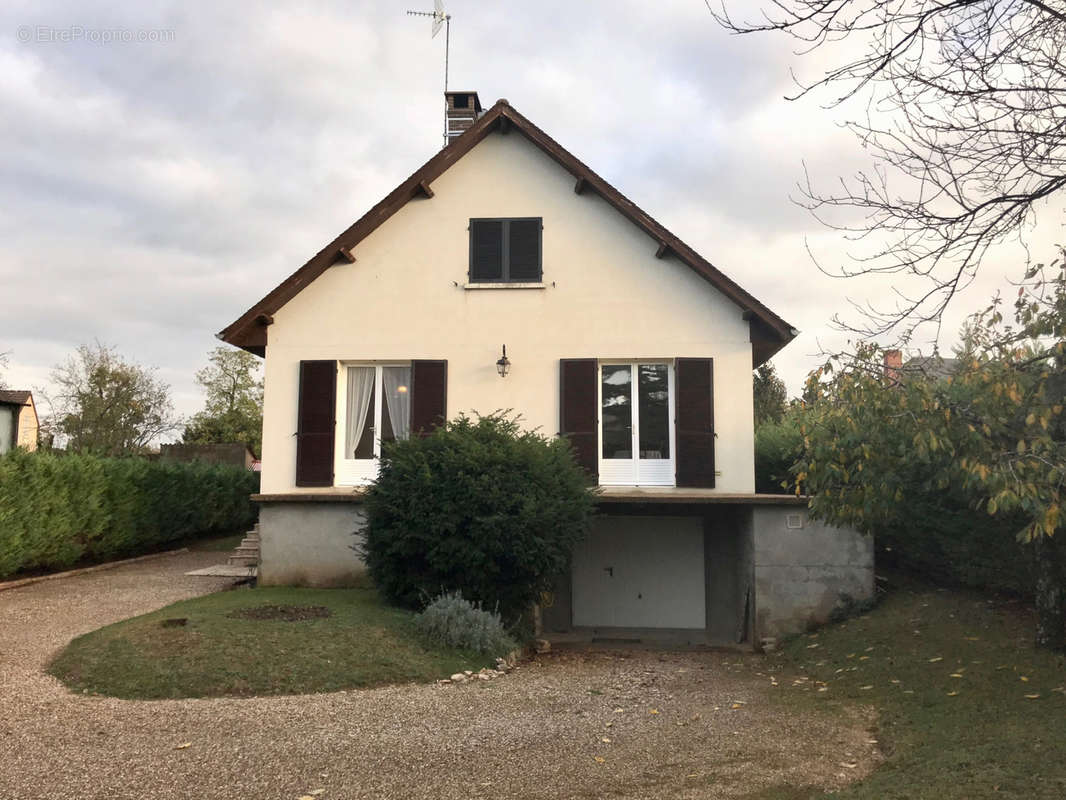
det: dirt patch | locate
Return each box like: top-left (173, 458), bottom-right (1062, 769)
top-left (227, 605), bottom-right (332, 622)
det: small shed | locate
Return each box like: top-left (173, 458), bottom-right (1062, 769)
top-left (0, 391), bottom-right (39, 454)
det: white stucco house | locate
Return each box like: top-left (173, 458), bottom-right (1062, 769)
top-left (220, 93), bottom-right (872, 646)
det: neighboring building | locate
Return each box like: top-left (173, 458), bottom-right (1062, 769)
top-left (219, 93), bottom-right (872, 646)
top-left (159, 442), bottom-right (257, 469)
top-left (883, 349), bottom-right (961, 384)
top-left (0, 390), bottom-right (38, 454)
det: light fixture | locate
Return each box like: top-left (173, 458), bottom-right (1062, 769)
top-left (496, 344), bottom-right (511, 377)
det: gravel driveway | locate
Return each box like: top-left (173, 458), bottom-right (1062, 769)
top-left (0, 551), bottom-right (880, 799)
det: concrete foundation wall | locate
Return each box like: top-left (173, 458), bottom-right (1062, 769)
top-left (752, 507), bottom-right (873, 644)
top-left (258, 503), bottom-right (367, 587)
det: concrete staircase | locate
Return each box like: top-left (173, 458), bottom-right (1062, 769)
top-left (227, 525), bottom-right (260, 568)
top-left (185, 523), bottom-right (260, 579)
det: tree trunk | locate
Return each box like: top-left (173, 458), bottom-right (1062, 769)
top-left (1033, 532), bottom-right (1066, 651)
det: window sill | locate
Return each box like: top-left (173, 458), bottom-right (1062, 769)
top-left (463, 282), bottom-right (546, 290)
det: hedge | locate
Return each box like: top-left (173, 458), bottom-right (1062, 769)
top-left (0, 449), bottom-right (259, 579)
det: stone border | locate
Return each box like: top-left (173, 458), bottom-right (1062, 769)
top-left (0, 547), bottom-right (190, 594)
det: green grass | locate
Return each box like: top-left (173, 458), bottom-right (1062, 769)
top-left (746, 574), bottom-right (1066, 799)
top-left (49, 580), bottom-right (494, 699)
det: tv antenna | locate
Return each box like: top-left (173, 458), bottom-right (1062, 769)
top-left (407, 0), bottom-right (452, 146)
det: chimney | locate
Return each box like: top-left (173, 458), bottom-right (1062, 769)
top-left (883, 349), bottom-right (902, 384)
top-left (445, 91), bottom-right (482, 143)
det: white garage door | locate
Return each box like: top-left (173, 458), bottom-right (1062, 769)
top-left (571, 516), bottom-right (706, 629)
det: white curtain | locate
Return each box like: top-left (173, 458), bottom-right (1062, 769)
top-left (383, 366), bottom-right (412, 441)
top-left (345, 367), bottom-right (375, 458)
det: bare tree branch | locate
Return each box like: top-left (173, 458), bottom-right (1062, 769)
top-left (708, 0), bottom-right (1066, 340)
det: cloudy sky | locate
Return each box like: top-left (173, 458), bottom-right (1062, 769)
top-left (0, 0), bottom-right (1055, 427)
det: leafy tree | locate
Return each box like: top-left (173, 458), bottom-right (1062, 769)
top-left (47, 342), bottom-right (177, 456)
top-left (183, 347), bottom-right (263, 456)
top-left (753, 362), bottom-right (788, 425)
top-left (709, 0), bottom-right (1066, 339)
top-left (796, 263), bottom-right (1066, 648)
top-left (362, 412), bottom-right (596, 622)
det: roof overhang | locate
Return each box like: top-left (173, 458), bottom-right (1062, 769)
top-left (218, 100), bottom-right (796, 366)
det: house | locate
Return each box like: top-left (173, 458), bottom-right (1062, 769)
top-left (219, 92), bottom-right (872, 646)
top-left (0, 390), bottom-right (38, 454)
top-left (883, 349), bottom-right (960, 384)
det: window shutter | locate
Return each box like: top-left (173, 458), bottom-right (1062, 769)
top-left (295, 360), bottom-right (336, 487)
top-left (411, 360), bottom-right (448, 437)
top-left (508, 219), bottom-right (541, 281)
top-left (469, 220), bottom-right (503, 281)
top-left (559, 358), bottom-right (598, 481)
top-left (675, 358), bottom-right (715, 488)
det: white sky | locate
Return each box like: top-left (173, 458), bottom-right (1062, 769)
top-left (0, 0), bottom-right (1060, 424)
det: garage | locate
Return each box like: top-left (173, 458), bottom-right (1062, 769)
top-left (571, 515), bottom-right (706, 629)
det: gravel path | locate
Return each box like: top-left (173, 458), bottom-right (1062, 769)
top-left (0, 551), bottom-right (880, 799)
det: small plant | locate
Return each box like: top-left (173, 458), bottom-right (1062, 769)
top-left (415, 591), bottom-right (517, 656)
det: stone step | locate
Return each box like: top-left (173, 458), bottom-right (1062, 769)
top-left (240, 538), bottom-right (259, 548)
top-left (186, 564), bottom-right (257, 578)
top-left (232, 546), bottom-right (259, 557)
top-left (227, 555), bottom-right (259, 567)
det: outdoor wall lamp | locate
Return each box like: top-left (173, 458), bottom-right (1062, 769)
top-left (496, 344), bottom-right (511, 377)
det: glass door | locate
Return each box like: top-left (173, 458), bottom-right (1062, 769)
top-left (335, 364), bottom-right (412, 486)
top-left (598, 362), bottom-right (675, 486)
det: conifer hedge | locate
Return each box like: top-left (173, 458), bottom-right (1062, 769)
top-left (0, 450), bottom-right (258, 578)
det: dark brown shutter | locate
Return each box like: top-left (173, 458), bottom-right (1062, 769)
top-left (675, 358), bottom-right (715, 488)
top-left (469, 220), bottom-right (503, 281)
top-left (508, 219), bottom-right (542, 281)
top-left (295, 360), bottom-right (336, 487)
top-left (559, 358), bottom-right (598, 481)
top-left (411, 360), bottom-right (448, 436)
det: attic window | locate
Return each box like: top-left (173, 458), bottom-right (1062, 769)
top-left (453, 93), bottom-right (469, 109)
top-left (469, 218), bottom-right (542, 283)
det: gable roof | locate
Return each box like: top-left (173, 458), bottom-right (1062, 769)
top-left (218, 99), bottom-right (797, 365)
top-left (0, 390), bottom-right (31, 406)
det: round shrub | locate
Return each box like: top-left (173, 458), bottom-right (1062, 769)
top-left (362, 412), bottom-right (595, 621)
top-left (415, 591), bottom-right (517, 655)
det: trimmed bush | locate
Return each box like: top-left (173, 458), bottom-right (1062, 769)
top-left (0, 449), bottom-right (258, 578)
top-left (754, 415), bottom-right (804, 494)
top-left (362, 412), bottom-right (595, 621)
top-left (415, 591), bottom-right (517, 655)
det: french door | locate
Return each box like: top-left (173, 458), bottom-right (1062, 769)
top-left (598, 362), bottom-right (675, 486)
top-left (335, 364), bottom-right (411, 486)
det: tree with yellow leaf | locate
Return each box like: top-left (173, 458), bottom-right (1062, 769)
top-left (797, 262), bottom-right (1066, 649)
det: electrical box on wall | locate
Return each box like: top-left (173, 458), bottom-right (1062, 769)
top-left (786, 513), bottom-right (804, 530)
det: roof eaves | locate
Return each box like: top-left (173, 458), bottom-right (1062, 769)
top-left (219, 99), bottom-right (796, 357)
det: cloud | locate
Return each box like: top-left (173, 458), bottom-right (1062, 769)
top-left (0, 0), bottom-right (1055, 423)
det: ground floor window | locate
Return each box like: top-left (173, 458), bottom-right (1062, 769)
top-left (598, 361), bottom-right (675, 486)
top-left (336, 363), bottom-right (411, 485)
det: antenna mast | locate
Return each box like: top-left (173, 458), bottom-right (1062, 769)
top-left (406, 1), bottom-right (452, 146)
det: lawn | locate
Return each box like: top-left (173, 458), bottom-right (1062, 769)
top-left (48, 579), bottom-right (495, 699)
top-left (749, 574), bottom-right (1066, 800)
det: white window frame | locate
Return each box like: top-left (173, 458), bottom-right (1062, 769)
top-left (334, 362), bottom-right (411, 486)
top-left (597, 360), bottom-right (676, 487)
